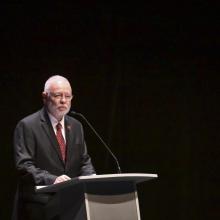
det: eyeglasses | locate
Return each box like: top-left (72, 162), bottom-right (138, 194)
top-left (49, 92), bottom-right (73, 101)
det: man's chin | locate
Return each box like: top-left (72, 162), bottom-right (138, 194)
top-left (47, 104), bottom-right (70, 119)
top-left (51, 110), bottom-right (69, 120)
top-left (57, 110), bottom-right (68, 117)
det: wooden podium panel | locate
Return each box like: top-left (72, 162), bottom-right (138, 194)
top-left (85, 181), bottom-right (140, 220)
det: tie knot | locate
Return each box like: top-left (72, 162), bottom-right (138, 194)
top-left (56, 123), bottom-right (62, 130)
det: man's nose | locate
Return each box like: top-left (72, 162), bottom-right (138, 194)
top-left (60, 96), bottom-right (67, 102)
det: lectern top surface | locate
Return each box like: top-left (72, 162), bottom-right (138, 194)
top-left (35, 173), bottom-right (158, 193)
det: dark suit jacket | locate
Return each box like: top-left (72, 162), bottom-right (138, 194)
top-left (13, 108), bottom-right (95, 219)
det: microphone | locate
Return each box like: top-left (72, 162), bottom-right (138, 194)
top-left (70, 111), bottom-right (122, 174)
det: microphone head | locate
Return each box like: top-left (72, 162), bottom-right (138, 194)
top-left (70, 110), bottom-right (77, 115)
top-left (70, 110), bottom-right (83, 117)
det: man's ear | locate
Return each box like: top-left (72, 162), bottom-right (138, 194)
top-left (42, 92), bottom-right (48, 104)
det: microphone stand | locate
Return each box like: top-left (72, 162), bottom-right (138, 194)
top-left (70, 111), bottom-right (122, 174)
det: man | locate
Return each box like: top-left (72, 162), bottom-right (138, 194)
top-left (13, 75), bottom-right (95, 220)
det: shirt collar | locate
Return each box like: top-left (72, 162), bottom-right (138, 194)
top-left (47, 112), bottom-right (65, 129)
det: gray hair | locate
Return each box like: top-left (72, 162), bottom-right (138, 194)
top-left (44, 75), bottom-right (71, 93)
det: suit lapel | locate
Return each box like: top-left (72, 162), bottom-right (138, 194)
top-left (40, 108), bottom-right (64, 164)
top-left (65, 117), bottom-right (73, 167)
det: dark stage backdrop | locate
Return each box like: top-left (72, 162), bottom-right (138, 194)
top-left (0, 3), bottom-right (219, 220)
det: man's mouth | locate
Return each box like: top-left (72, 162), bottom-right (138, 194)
top-left (58, 106), bottom-right (67, 110)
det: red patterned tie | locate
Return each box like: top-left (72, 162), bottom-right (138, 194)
top-left (56, 123), bottom-right (66, 161)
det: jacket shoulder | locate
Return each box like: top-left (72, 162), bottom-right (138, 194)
top-left (16, 109), bottom-right (43, 127)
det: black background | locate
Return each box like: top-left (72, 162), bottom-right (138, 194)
top-left (0, 2), bottom-right (219, 220)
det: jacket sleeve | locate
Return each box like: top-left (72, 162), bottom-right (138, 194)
top-left (14, 120), bottom-right (57, 185)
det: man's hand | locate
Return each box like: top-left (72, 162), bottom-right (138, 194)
top-left (53, 175), bottom-right (71, 184)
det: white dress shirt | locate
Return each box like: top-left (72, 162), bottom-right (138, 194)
top-left (48, 112), bottom-right (66, 142)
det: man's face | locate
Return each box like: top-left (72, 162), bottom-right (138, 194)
top-left (43, 81), bottom-right (73, 120)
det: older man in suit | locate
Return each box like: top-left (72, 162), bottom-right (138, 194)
top-left (13, 75), bottom-right (95, 220)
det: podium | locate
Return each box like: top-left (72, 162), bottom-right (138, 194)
top-left (36, 173), bottom-right (158, 220)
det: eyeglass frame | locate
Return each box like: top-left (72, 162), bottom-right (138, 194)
top-left (48, 92), bottom-right (73, 101)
